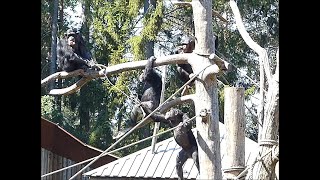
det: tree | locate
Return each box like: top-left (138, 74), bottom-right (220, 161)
top-left (41, 0), bottom-right (278, 178)
top-left (229, 0), bottom-right (279, 179)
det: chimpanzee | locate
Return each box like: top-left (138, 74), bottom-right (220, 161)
top-left (173, 35), bottom-right (219, 95)
top-left (57, 28), bottom-right (94, 72)
top-left (116, 56), bottom-right (162, 137)
top-left (174, 36), bottom-right (195, 96)
top-left (141, 105), bottom-right (199, 180)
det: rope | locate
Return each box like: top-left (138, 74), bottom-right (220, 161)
top-left (41, 114), bottom-right (198, 178)
top-left (215, 50), bottom-right (267, 93)
top-left (68, 63), bottom-right (211, 180)
top-left (94, 63), bottom-right (141, 105)
top-left (258, 139), bottom-right (278, 146)
top-left (234, 142), bottom-right (278, 180)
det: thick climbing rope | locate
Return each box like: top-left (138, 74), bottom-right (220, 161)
top-left (68, 63), bottom-right (212, 180)
top-left (234, 139), bottom-right (279, 180)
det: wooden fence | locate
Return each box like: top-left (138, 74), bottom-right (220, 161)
top-left (41, 148), bottom-right (92, 180)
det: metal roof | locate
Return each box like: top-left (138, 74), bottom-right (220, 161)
top-left (84, 122), bottom-right (258, 179)
top-left (41, 117), bottom-right (118, 168)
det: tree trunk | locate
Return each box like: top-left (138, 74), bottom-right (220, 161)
top-left (55, 0), bottom-right (64, 116)
top-left (50, 0), bottom-right (59, 90)
top-left (250, 76), bottom-right (279, 180)
top-left (223, 87), bottom-right (245, 179)
top-left (191, 0), bottom-right (222, 179)
top-left (228, 1), bottom-right (279, 179)
top-left (79, 0), bottom-right (92, 133)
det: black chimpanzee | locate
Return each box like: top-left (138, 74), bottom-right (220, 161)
top-left (57, 28), bottom-right (94, 72)
top-left (173, 35), bottom-right (219, 96)
top-left (173, 36), bottom-right (195, 95)
top-left (115, 56), bottom-right (162, 138)
top-left (141, 105), bottom-right (199, 180)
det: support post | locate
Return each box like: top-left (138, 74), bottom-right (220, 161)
top-left (223, 87), bottom-right (245, 179)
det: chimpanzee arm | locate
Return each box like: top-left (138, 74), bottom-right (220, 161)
top-left (141, 56), bottom-right (158, 82)
top-left (182, 113), bottom-right (193, 130)
top-left (177, 65), bottom-right (191, 78)
top-left (182, 113), bottom-right (198, 147)
top-left (140, 103), bottom-right (168, 124)
top-left (70, 53), bottom-right (91, 65)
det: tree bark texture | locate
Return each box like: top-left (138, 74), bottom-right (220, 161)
top-left (251, 78), bottom-right (279, 180)
top-left (50, 0), bottom-right (59, 90)
top-left (223, 87), bottom-right (245, 179)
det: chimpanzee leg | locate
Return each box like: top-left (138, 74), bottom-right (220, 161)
top-left (129, 104), bottom-right (143, 126)
top-left (191, 146), bottom-right (200, 172)
top-left (176, 149), bottom-right (189, 180)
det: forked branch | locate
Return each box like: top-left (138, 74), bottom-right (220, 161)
top-left (41, 53), bottom-right (230, 95)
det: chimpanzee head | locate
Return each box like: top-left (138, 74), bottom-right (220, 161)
top-left (180, 36), bottom-right (195, 53)
top-left (65, 28), bottom-right (80, 49)
top-left (165, 108), bottom-right (184, 126)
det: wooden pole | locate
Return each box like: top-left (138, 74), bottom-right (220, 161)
top-left (223, 87), bottom-right (245, 179)
top-left (151, 65), bottom-right (166, 153)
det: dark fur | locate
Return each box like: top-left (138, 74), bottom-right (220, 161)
top-left (128, 56), bottom-right (162, 126)
top-left (142, 106), bottom-right (199, 180)
top-left (174, 36), bottom-right (219, 87)
top-left (57, 32), bottom-right (92, 72)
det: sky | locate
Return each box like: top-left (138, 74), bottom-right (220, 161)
top-left (65, 3), bottom-right (83, 29)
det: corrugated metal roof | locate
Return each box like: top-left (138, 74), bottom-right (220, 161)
top-left (84, 122), bottom-right (258, 179)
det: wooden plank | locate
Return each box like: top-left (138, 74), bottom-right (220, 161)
top-left (47, 150), bottom-right (53, 180)
top-left (42, 148), bottom-right (48, 180)
top-left (41, 148), bottom-right (45, 177)
top-left (57, 155), bottom-right (62, 180)
top-left (67, 159), bottom-right (72, 180)
top-left (52, 153), bottom-right (57, 180)
top-left (62, 157), bottom-right (67, 180)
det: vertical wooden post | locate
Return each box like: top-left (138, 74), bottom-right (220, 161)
top-left (223, 87), bottom-right (245, 179)
top-left (190, 0), bottom-right (222, 179)
top-left (151, 65), bottom-right (166, 153)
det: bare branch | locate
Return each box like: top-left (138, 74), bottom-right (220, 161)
top-left (209, 53), bottom-right (232, 71)
top-left (229, 0), bottom-right (264, 54)
top-left (41, 69), bottom-right (85, 86)
top-left (49, 77), bottom-right (93, 95)
top-left (42, 53), bottom-right (230, 95)
top-left (229, 0), bottom-right (272, 83)
top-left (200, 53), bottom-right (232, 81)
top-left (171, 1), bottom-right (192, 6)
top-left (212, 10), bottom-right (228, 23)
top-left (159, 94), bottom-right (195, 113)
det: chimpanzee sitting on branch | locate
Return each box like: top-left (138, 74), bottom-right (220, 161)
top-left (173, 35), bottom-right (219, 96)
top-left (57, 28), bottom-right (95, 72)
top-left (141, 105), bottom-right (199, 180)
